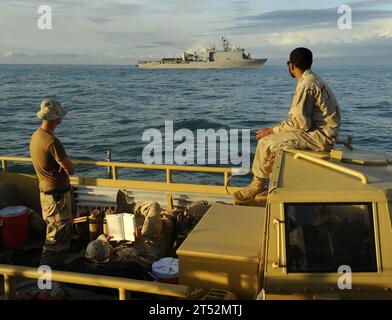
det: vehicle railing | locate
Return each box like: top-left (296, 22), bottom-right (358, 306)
top-left (0, 156), bottom-right (248, 188)
top-left (0, 264), bottom-right (189, 300)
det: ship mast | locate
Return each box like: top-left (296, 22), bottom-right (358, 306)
top-left (221, 35), bottom-right (230, 52)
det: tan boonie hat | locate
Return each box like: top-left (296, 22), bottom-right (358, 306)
top-left (85, 239), bottom-right (111, 263)
top-left (37, 99), bottom-right (67, 121)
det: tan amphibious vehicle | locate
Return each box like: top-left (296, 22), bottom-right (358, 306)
top-left (0, 142), bottom-right (391, 300)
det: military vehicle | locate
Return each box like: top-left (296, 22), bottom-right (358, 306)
top-left (0, 141), bottom-right (391, 300)
top-left (137, 36), bottom-right (267, 69)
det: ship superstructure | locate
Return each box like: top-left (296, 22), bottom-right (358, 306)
top-left (137, 36), bottom-right (267, 69)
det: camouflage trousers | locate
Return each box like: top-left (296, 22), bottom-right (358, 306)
top-left (133, 201), bottom-right (163, 244)
top-left (39, 190), bottom-right (73, 269)
top-left (252, 131), bottom-right (307, 179)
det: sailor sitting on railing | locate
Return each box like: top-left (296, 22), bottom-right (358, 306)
top-left (234, 48), bottom-right (341, 204)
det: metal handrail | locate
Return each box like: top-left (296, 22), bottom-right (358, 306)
top-left (0, 156), bottom-right (243, 187)
top-left (293, 152), bottom-right (368, 184)
top-left (0, 264), bottom-right (189, 300)
top-left (272, 218), bottom-right (285, 269)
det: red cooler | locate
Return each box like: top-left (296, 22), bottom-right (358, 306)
top-left (0, 206), bottom-right (30, 249)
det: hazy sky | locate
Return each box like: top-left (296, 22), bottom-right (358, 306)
top-left (1, 0), bottom-right (391, 64)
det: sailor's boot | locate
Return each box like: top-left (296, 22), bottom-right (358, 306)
top-left (116, 189), bottom-right (135, 213)
top-left (233, 177), bottom-right (266, 204)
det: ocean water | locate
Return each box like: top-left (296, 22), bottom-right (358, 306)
top-left (1, 64), bottom-right (391, 185)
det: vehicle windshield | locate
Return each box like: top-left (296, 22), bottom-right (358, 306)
top-left (285, 203), bottom-right (377, 273)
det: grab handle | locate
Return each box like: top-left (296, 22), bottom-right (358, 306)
top-left (293, 152), bottom-right (368, 184)
top-left (272, 218), bottom-right (286, 269)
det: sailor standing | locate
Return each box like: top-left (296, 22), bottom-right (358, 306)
top-left (30, 99), bottom-right (75, 269)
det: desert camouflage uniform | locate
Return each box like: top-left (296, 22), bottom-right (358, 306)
top-left (40, 190), bottom-right (73, 268)
top-left (30, 99), bottom-right (72, 269)
top-left (252, 69), bottom-right (341, 179)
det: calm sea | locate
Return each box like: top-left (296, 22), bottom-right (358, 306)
top-left (1, 64), bottom-right (391, 185)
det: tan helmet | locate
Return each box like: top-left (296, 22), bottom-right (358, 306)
top-left (36, 99), bottom-right (67, 121)
top-left (85, 239), bottom-right (111, 263)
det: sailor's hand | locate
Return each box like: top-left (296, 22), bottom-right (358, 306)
top-left (256, 128), bottom-right (273, 140)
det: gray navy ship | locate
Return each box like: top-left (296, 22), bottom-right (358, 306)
top-left (137, 36), bottom-right (267, 69)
